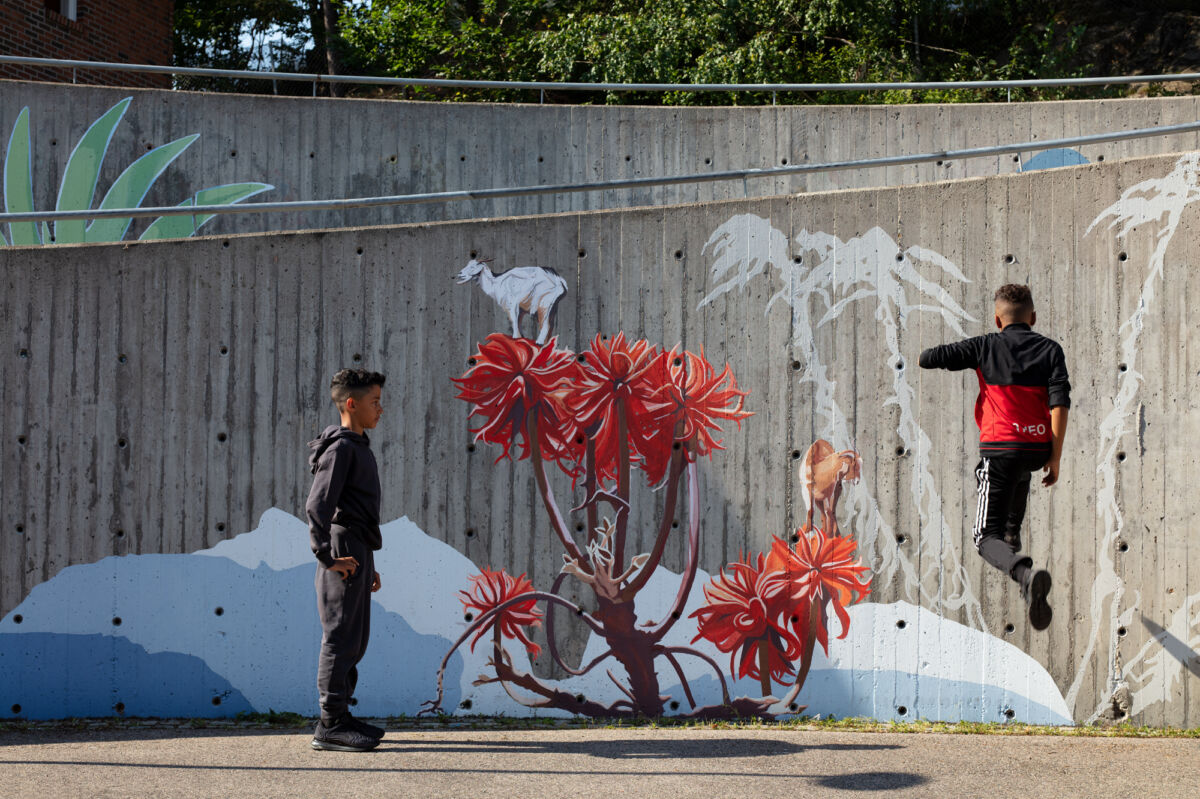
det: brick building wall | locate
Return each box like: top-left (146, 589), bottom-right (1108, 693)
top-left (0, 1), bottom-right (173, 88)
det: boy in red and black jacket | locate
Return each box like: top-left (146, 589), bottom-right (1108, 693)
top-left (919, 284), bottom-right (1070, 631)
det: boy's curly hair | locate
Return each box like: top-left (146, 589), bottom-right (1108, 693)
top-left (331, 368), bottom-right (386, 409)
top-left (994, 284), bottom-right (1034, 317)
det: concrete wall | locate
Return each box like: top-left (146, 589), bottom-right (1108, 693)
top-left (4, 150), bottom-right (1200, 725)
top-left (5, 79), bottom-right (1200, 238)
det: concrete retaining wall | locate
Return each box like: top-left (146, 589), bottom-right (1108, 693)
top-left (5, 79), bottom-right (1200, 236)
top-left (4, 151), bottom-right (1200, 726)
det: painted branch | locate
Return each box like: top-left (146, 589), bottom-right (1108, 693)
top-left (489, 644), bottom-right (635, 718)
top-left (620, 446), bottom-right (685, 600)
top-left (542, 572), bottom-right (615, 677)
top-left (420, 591), bottom-right (603, 716)
top-left (774, 599), bottom-right (823, 713)
top-left (660, 649), bottom-right (698, 709)
top-left (657, 645), bottom-right (732, 706)
top-left (528, 414), bottom-right (590, 570)
top-left (757, 640), bottom-right (772, 698)
top-left (682, 696), bottom-right (778, 720)
top-left (614, 402), bottom-right (632, 571)
top-left (584, 437), bottom-right (598, 543)
top-left (648, 454), bottom-right (701, 643)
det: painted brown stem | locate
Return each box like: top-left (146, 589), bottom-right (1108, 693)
top-left (657, 645), bottom-right (732, 706)
top-left (584, 436), bottom-right (598, 543)
top-left (543, 574), bottom-right (616, 677)
top-left (613, 402), bottom-right (632, 571)
top-left (648, 453), bottom-right (701, 644)
top-left (778, 599), bottom-right (823, 711)
top-left (757, 640), bottom-right (772, 698)
top-left (528, 414), bottom-right (589, 571)
top-left (620, 446), bottom-right (685, 600)
top-left (660, 649), bottom-right (698, 709)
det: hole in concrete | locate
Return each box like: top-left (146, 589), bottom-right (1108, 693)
top-left (466, 443), bottom-right (475, 453)
top-left (468, 357), bottom-right (477, 366)
top-left (704, 158), bottom-right (711, 165)
top-left (575, 694), bottom-right (586, 704)
top-left (12, 615), bottom-right (22, 624)
top-left (460, 699), bottom-right (472, 710)
top-left (309, 152), bottom-right (315, 158)
top-left (356, 247), bottom-right (363, 256)
top-left (222, 240), bottom-right (230, 248)
top-left (789, 702), bottom-right (799, 712)
top-left (1118, 626), bottom-right (1127, 637)
top-left (895, 253), bottom-right (904, 262)
top-left (1004, 708), bottom-right (1015, 720)
top-left (15, 524), bottom-right (23, 534)
top-left (601, 334), bottom-right (608, 340)
top-left (578, 249), bottom-right (587, 258)
top-left (464, 612), bottom-right (474, 622)
top-left (793, 254), bottom-right (803, 264)
top-left (1118, 541), bottom-right (1129, 553)
top-left (936, 160), bottom-right (944, 166)
top-left (1118, 363), bottom-right (1127, 372)
top-left (895, 360), bottom-right (904, 370)
top-left (216, 522), bottom-right (226, 532)
top-left (350, 698), bottom-right (358, 706)
top-left (219, 345), bottom-right (228, 356)
top-left (576, 522), bottom-right (585, 532)
top-left (459, 155), bottom-right (466, 161)
top-left (537, 156), bottom-right (543, 163)
top-left (791, 450), bottom-right (801, 460)
top-left (672, 356), bottom-right (681, 366)
top-left (10, 705), bottom-right (19, 714)
top-left (465, 528), bottom-right (475, 538)
top-left (352, 353), bottom-right (363, 363)
top-left (1005, 622), bottom-right (1015, 634)
top-left (624, 155), bottom-right (631, 162)
top-left (672, 442), bottom-right (681, 450)
top-left (117, 438), bottom-right (128, 449)
top-left (790, 532), bottom-right (800, 543)
top-left (574, 436), bottom-right (584, 445)
top-left (214, 607), bottom-right (224, 616)
top-left (791, 360), bottom-right (801, 370)
top-left (896, 705), bottom-right (908, 716)
top-left (671, 610), bottom-right (681, 620)
top-left (114, 702), bottom-right (125, 713)
top-left (575, 607), bottom-right (584, 616)
top-left (118, 353), bottom-right (127, 364)
top-left (115, 529), bottom-right (125, 539)
top-left (112, 617), bottom-right (122, 626)
top-left (50, 139), bottom-right (57, 146)
top-left (1117, 451), bottom-right (1126, 462)
top-left (17, 435), bottom-right (27, 446)
top-left (674, 250), bottom-right (683, 260)
top-left (671, 519), bottom-right (679, 529)
top-left (1097, 155), bottom-right (1105, 162)
top-left (146, 143), bottom-right (153, 151)
top-left (1004, 254), bottom-right (1015, 264)
top-left (895, 534), bottom-right (907, 544)
top-left (229, 150), bottom-right (237, 158)
top-left (895, 446), bottom-right (907, 456)
top-left (576, 354), bottom-right (587, 363)
top-left (389, 155), bottom-right (397, 164)
top-left (1012, 155), bottom-right (1020, 163)
top-left (469, 250), bottom-right (477, 258)
top-left (1118, 251), bottom-right (1128, 262)
top-left (896, 620), bottom-right (907, 630)
top-left (217, 432), bottom-right (227, 443)
top-left (212, 696), bottom-right (221, 706)
top-left (780, 158), bottom-right (789, 165)
top-left (669, 700), bottom-right (680, 710)
top-left (19, 349), bottom-right (29, 359)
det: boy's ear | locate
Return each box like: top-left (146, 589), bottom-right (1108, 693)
top-left (994, 314), bottom-right (1003, 330)
top-left (1030, 310), bottom-right (1037, 327)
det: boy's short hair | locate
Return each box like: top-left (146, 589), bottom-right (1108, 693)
top-left (994, 284), bottom-right (1034, 318)
top-left (330, 368), bottom-right (387, 409)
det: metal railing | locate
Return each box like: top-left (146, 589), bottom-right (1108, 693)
top-left (2, 54), bottom-right (1200, 99)
top-left (3, 120), bottom-right (1200, 227)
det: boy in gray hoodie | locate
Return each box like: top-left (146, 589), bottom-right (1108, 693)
top-left (306, 368), bottom-right (387, 751)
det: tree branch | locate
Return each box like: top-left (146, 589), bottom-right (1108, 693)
top-left (656, 645), bottom-right (731, 706)
top-left (528, 414), bottom-right (590, 570)
top-left (648, 453), bottom-right (701, 643)
top-left (660, 649), bottom-right (698, 709)
top-left (621, 445), bottom-right (685, 599)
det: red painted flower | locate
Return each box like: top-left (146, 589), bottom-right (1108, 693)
top-left (766, 529), bottom-right (871, 656)
top-left (568, 333), bottom-right (670, 484)
top-left (640, 347), bottom-right (752, 484)
top-left (689, 552), bottom-right (802, 686)
top-left (453, 334), bottom-right (581, 473)
top-left (460, 567), bottom-right (544, 659)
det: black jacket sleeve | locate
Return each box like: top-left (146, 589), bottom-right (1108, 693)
top-left (306, 441), bottom-right (351, 567)
top-left (1047, 343), bottom-right (1071, 408)
top-left (918, 336), bottom-right (984, 372)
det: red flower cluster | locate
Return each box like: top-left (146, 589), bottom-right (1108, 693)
top-left (691, 528), bottom-right (872, 690)
top-left (460, 567), bottom-right (544, 659)
top-left (453, 333), bottom-right (751, 486)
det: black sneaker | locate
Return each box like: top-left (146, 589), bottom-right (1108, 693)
top-left (311, 717), bottom-right (380, 752)
top-left (347, 713), bottom-right (385, 740)
top-left (1024, 569), bottom-right (1053, 631)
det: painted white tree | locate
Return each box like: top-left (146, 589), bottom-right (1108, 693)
top-left (1074, 152), bottom-right (1200, 721)
top-left (701, 215), bottom-right (984, 627)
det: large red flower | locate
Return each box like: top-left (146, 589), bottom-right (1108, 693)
top-left (689, 552), bottom-right (802, 686)
top-left (453, 334), bottom-right (581, 473)
top-left (568, 333), bottom-right (670, 484)
top-left (460, 567), bottom-right (544, 659)
top-left (640, 347), bottom-right (752, 484)
top-left (767, 529), bottom-right (871, 657)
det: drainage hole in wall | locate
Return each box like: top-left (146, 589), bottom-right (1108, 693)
top-left (467, 357), bottom-right (477, 366)
top-left (791, 449), bottom-right (801, 460)
top-left (212, 696), bottom-right (222, 706)
top-left (790, 532), bottom-right (800, 543)
top-left (466, 443), bottom-right (475, 453)
top-left (12, 615), bottom-right (22, 624)
top-left (1097, 154), bottom-right (1105, 162)
top-left (1004, 708), bottom-right (1015, 720)
top-left (1012, 155), bottom-right (1020, 163)
top-left (217, 432), bottom-right (227, 443)
top-left (674, 250), bottom-right (684, 260)
top-left (781, 158), bottom-right (789, 165)
top-left (350, 698), bottom-right (358, 706)
top-left (791, 360), bottom-right (801, 370)
top-left (576, 522), bottom-right (585, 532)
top-left (1116, 451), bottom-right (1126, 462)
top-left (219, 345), bottom-right (229, 356)
top-left (1117, 626), bottom-right (1127, 637)
top-left (460, 699), bottom-right (472, 710)
top-left (115, 529), bottom-right (125, 539)
top-left (117, 438), bottom-right (128, 449)
top-left (673, 356), bottom-right (682, 366)
top-left (459, 155), bottom-right (466, 161)
top-left (672, 442), bottom-right (681, 450)
top-left (356, 247), bottom-right (364, 256)
top-left (895, 360), bottom-right (904, 370)
top-left (389, 155), bottom-right (397, 163)
top-left (669, 700), bottom-right (680, 710)
top-left (704, 157), bottom-right (712, 165)
top-left (601, 334), bottom-right (608, 340)
top-left (1118, 363), bottom-right (1127, 372)
top-left (1004, 254), bottom-right (1015, 264)
top-left (1117, 541), bottom-right (1129, 553)
top-left (578, 249), bottom-right (587, 258)
top-left (672, 519), bottom-right (679, 529)
top-left (352, 353), bottom-right (363, 363)
top-left (10, 705), bottom-right (19, 715)
top-left (895, 534), bottom-right (907, 544)
top-left (896, 706), bottom-right (908, 716)
top-left (15, 524), bottom-right (24, 534)
top-left (575, 694), bottom-right (586, 704)
top-left (895, 253), bottom-right (904, 262)
top-left (895, 446), bottom-right (907, 456)
top-left (229, 150), bottom-right (237, 157)
top-left (1005, 622), bottom-right (1015, 634)
top-left (469, 249), bottom-right (478, 258)
top-left (575, 436), bottom-right (585, 445)
top-left (214, 607), bottom-right (224, 616)
top-left (575, 607), bottom-right (584, 616)
top-left (793, 254), bottom-right (803, 264)
top-left (222, 240), bottom-right (230, 248)
top-left (537, 156), bottom-right (543, 163)
top-left (465, 528), bottom-right (475, 538)
top-left (50, 138), bottom-right (57, 146)
top-left (17, 435), bottom-right (27, 446)
top-left (577, 354), bottom-right (587, 363)
top-left (118, 353), bottom-right (127, 364)
top-left (896, 619), bottom-right (907, 630)
top-left (936, 160), bottom-right (944, 166)
top-left (19, 348), bottom-right (29, 359)
top-left (1118, 251), bottom-right (1128, 262)
top-left (216, 522), bottom-right (226, 532)
top-left (624, 155), bottom-right (631, 162)
top-left (464, 612), bottom-right (474, 622)
top-left (789, 702), bottom-right (800, 712)
top-left (309, 152), bottom-right (315, 158)
top-left (112, 617), bottom-right (122, 626)
top-left (671, 610), bottom-right (681, 620)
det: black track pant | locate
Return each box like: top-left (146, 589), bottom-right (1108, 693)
top-left (972, 452), bottom-right (1048, 580)
top-left (315, 524), bottom-right (375, 722)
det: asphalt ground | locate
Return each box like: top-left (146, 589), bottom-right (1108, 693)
top-left (2, 723), bottom-right (1198, 799)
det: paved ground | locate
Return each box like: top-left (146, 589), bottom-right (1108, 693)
top-left (1, 725), bottom-right (1198, 799)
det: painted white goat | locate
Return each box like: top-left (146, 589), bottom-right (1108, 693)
top-left (454, 258), bottom-right (568, 344)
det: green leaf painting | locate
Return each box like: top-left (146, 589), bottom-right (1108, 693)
top-left (1, 98), bottom-right (273, 246)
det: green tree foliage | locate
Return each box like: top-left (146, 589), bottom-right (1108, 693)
top-left (179, 0), bottom-right (1096, 104)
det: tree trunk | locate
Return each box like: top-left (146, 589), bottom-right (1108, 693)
top-left (596, 597), bottom-right (664, 716)
top-left (322, 0), bottom-right (347, 97)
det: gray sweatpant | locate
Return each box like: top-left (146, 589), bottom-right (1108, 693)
top-left (315, 524), bottom-right (375, 722)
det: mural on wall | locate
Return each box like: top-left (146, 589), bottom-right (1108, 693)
top-left (1, 97), bottom-right (271, 246)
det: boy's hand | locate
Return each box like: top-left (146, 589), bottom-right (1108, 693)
top-left (1042, 458), bottom-right (1060, 487)
top-left (371, 572), bottom-right (382, 593)
top-left (329, 556), bottom-right (359, 580)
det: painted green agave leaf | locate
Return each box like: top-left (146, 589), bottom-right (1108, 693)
top-left (53, 97), bottom-right (132, 244)
top-left (84, 134), bottom-right (200, 243)
top-left (4, 108), bottom-right (39, 246)
top-left (139, 183), bottom-right (273, 241)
